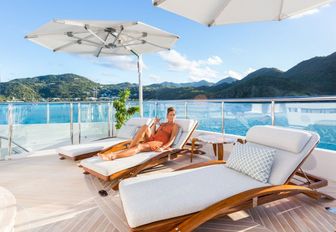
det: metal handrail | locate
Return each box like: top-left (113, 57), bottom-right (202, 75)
top-left (0, 135), bottom-right (29, 152)
top-left (0, 96), bottom-right (335, 105)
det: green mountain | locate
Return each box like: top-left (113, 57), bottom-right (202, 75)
top-left (0, 52), bottom-right (335, 101)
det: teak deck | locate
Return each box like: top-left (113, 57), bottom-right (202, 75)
top-left (0, 145), bottom-right (335, 231)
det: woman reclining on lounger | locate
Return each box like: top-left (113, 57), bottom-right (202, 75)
top-left (98, 107), bottom-right (179, 160)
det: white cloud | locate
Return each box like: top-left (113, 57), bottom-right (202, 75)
top-left (203, 56), bottom-right (223, 65)
top-left (148, 74), bottom-right (160, 82)
top-left (225, 67), bottom-right (256, 80)
top-left (92, 55), bottom-right (147, 71)
top-left (289, 9), bottom-right (319, 19)
top-left (289, 4), bottom-right (329, 19)
top-left (158, 50), bottom-right (222, 81)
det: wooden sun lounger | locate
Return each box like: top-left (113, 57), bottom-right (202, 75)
top-left (57, 118), bottom-right (155, 161)
top-left (129, 138), bottom-right (333, 232)
top-left (59, 140), bottom-right (131, 161)
top-left (82, 120), bottom-right (198, 190)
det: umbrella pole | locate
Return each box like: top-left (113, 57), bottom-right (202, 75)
top-left (137, 54), bottom-right (143, 117)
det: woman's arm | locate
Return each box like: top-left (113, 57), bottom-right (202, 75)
top-left (162, 124), bottom-right (179, 149)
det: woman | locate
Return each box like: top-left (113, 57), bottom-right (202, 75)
top-left (98, 107), bottom-right (179, 160)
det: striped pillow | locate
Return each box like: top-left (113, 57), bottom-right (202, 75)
top-left (227, 143), bottom-right (276, 183)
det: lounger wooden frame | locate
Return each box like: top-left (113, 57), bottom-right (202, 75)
top-left (82, 122), bottom-right (198, 190)
top-left (129, 139), bottom-right (333, 232)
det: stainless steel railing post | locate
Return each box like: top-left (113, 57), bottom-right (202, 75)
top-left (46, 103), bottom-right (50, 124)
top-left (0, 137), bottom-right (2, 159)
top-left (108, 102), bottom-right (112, 137)
top-left (70, 103), bottom-right (74, 144)
top-left (221, 101), bottom-right (225, 134)
top-left (111, 103), bottom-right (115, 137)
top-left (184, 102), bottom-right (188, 119)
top-left (78, 102), bottom-right (81, 144)
top-left (7, 104), bottom-right (13, 160)
top-left (155, 101), bottom-right (158, 118)
top-left (271, 100), bottom-right (275, 126)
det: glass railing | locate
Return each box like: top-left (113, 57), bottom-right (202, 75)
top-left (0, 96), bottom-right (335, 159)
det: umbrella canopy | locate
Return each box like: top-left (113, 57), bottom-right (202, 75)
top-left (153, 0), bottom-right (333, 26)
top-left (25, 19), bottom-right (179, 116)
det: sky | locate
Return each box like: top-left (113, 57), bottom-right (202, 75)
top-left (0, 0), bottom-right (335, 85)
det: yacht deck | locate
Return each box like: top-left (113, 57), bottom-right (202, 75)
top-left (0, 149), bottom-right (335, 232)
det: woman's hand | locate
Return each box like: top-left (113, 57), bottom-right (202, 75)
top-left (154, 117), bottom-right (160, 125)
top-left (155, 147), bottom-right (164, 152)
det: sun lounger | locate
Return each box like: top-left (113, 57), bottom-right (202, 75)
top-left (118, 125), bottom-right (332, 231)
top-left (57, 117), bottom-right (154, 161)
top-left (80, 119), bottom-right (198, 189)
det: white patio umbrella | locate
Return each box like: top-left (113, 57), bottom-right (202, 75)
top-left (25, 19), bottom-right (179, 116)
top-left (153, 0), bottom-right (333, 26)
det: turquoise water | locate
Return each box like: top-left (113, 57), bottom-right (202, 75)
top-left (0, 102), bottom-right (335, 151)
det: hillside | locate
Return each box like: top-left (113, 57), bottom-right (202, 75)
top-left (0, 51), bottom-right (335, 101)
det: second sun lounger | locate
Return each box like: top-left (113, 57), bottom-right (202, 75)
top-left (57, 117), bottom-right (154, 161)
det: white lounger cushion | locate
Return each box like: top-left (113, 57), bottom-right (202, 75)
top-left (116, 118), bottom-right (153, 139)
top-left (80, 151), bottom-right (161, 176)
top-left (57, 117), bottom-right (152, 157)
top-left (80, 119), bottom-right (197, 176)
top-left (57, 138), bottom-right (126, 157)
top-left (172, 119), bottom-right (197, 148)
top-left (245, 126), bottom-right (320, 185)
top-left (119, 165), bottom-right (268, 228)
top-left (246, 126), bottom-right (312, 153)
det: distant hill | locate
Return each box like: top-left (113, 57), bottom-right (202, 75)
top-left (0, 51), bottom-right (335, 101)
top-left (148, 80), bottom-right (213, 88)
top-left (283, 52), bottom-right (336, 95)
top-left (214, 77), bottom-right (238, 86)
top-left (242, 68), bottom-right (283, 81)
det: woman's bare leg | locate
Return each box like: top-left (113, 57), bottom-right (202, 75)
top-left (129, 125), bottom-right (151, 148)
top-left (102, 143), bottom-right (151, 160)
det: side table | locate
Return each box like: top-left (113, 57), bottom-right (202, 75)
top-left (191, 134), bottom-right (236, 162)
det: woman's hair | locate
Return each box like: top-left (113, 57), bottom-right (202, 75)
top-left (167, 107), bottom-right (175, 115)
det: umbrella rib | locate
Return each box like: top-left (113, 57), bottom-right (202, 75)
top-left (123, 32), bottom-right (171, 50)
top-left (96, 32), bottom-right (110, 57)
top-left (71, 35), bottom-right (105, 47)
top-left (84, 25), bottom-right (109, 45)
top-left (107, 32), bottom-right (139, 57)
top-left (208, 0), bottom-right (233, 26)
top-left (114, 42), bottom-right (146, 48)
top-left (278, 0), bottom-right (285, 20)
top-left (53, 34), bottom-right (96, 52)
top-left (25, 31), bottom-right (90, 39)
top-left (110, 26), bottom-right (124, 47)
top-left (153, 0), bottom-right (167, 6)
top-left (123, 29), bottom-right (179, 39)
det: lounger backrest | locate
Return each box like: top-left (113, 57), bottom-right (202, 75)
top-left (172, 119), bottom-right (198, 149)
top-left (245, 126), bottom-right (320, 185)
top-left (117, 118), bottom-right (153, 139)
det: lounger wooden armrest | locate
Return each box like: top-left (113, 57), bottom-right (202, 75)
top-left (174, 160), bottom-right (225, 171)
top-left (110, 148), bottom-right (184, 190)
top-left (98, 140), bottom-right (131, 155)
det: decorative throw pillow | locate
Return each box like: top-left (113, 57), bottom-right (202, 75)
top-left (172, 127), bottom-right (183, 147)
top-left (227, 143), bottom-right (276, 183)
